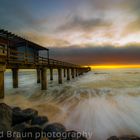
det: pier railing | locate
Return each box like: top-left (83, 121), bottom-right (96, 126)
top-left (0, 47), bottom-right (80, 68)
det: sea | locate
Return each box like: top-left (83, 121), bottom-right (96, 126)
top-left (1, 68), bottom-right (140, 140)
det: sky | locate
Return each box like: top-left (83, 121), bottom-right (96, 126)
top-left (0, 0), bottom-right (140, 66)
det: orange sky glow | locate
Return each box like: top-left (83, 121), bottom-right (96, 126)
top-left (90, 65), bottom-right (140, 69)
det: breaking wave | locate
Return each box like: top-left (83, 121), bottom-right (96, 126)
top-left (1, 69), bottom-right (140, 140)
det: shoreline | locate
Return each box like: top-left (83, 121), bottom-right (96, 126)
top-left (0, 103), bottom-right (140, 140)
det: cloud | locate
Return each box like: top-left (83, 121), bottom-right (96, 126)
top-left (0, 0), bottom-right (140, 46)
top-left (49, 44), bottom-right (140, 65)
top-left (57, 15), bottom-right (112, 33)
top-left (122, 18), bottom-right (140, 36)
top-left (0, 0), bottom-right (51, 33)
top-left (88, 0), bottom-right (140, 13)
top-left (23, 31), bottom-right (70, 47)
top-left (120, 0), bottom-right (140, 36)
top-left (127, 0), bottom-right (140, 13)
top-left (0, 0), bottom-right (71, 46)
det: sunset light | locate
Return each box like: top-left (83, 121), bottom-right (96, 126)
top-left (91, 65), bottom-right (140, 69)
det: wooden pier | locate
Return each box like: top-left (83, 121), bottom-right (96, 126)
top-left (0, 29), bottom-right (91, 98)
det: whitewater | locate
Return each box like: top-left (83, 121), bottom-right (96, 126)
top-left (1, 68), bottom-right (140, 140)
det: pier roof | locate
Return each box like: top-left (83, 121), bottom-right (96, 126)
top-left (0, 29), bottom-right (49, 51)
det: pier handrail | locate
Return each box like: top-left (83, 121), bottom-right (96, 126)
top-left (1, 48), bottom-right (81, 68)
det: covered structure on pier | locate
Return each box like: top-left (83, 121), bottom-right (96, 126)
top-left (0, 29), bottom-right (49, 65)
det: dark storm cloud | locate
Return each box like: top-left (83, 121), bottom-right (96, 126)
top-left (48, 45), bottom-right (140, 65)
top-left (57, 15), bottom-right (112, 32)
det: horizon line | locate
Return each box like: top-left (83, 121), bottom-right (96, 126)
top-left (87, 64), bottom-right (140, 69)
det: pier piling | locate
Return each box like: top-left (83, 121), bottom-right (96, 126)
top-left (67, 68), bottom-right (70, 81)
top-left (12, 68), bottom-right (18, 88)
top-left (76, 69), bottom-right (78, 77)
top-left (0, 65), bottom-right (5, 98)
top-left (64, 69), bottom-right (66, 77)
top-left (71, 68), bottom-right (75, 79)
top-left (41, 68), bottom-right (47, 90)
top-left (37, 69), bottom-right (41, 83)
top-left (50, 68), bottom-right (53, 81)
top-left (58, 68), bottom-right (62, 84)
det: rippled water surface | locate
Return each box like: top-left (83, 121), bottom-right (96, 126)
top-left (1, 69), bottom-right (140, 140)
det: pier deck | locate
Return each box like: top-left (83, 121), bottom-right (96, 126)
top-left (0, 29), bottom-right (91, 98)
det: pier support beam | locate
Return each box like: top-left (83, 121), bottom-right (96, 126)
top-left (63, 69), bottom-right (66, 77)
top-left (41, 68), bottom-right (47, 90)
top-left (67, 68), bottom-right (70, 81)
top-left (0, 65), bottom-right (5, 99)
top-left (50, 68), bottom-right (53, 81)
top-left (37, 69), bottom-right (41, 83)
top-left (58, 68), bottom-right (62, 84)
top-left (71, 68), bottom-right (75, 79)
top-left (12, 68), bottom-right (18, 88)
